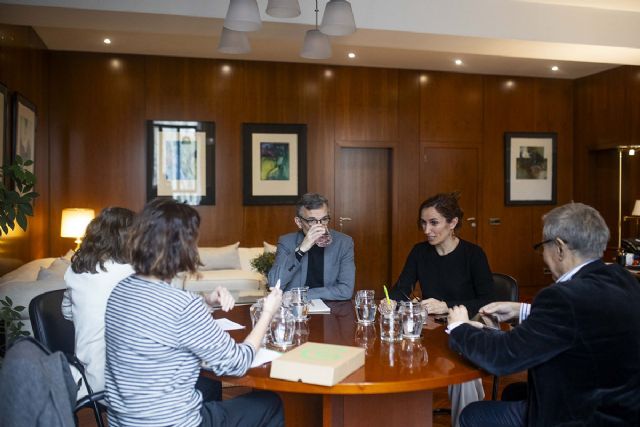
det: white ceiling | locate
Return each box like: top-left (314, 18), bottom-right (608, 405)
top-left (1, 0), bottom-right (640, 78)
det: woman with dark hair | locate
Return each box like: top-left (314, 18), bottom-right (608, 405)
top-left (104, 198), bottom-right (284, 427)
top-left (62, 207), bottom-right (136, 399)
top-left (389, 192), bottom-right (494, 427)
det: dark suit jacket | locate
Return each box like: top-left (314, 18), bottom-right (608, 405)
top-left (267, 229), bottom-right (355, 301)
top-left (449, 260), bottom-right (640, 426)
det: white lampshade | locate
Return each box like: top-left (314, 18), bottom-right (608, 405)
top-left (266, 0), bottom-right (301, 18)
top-left (224, 0), bottom-right (262, 32)
top-left (300, 29), bottom-right (332, 59)
top-left (632, 200), bottom-right (640, 216)
top-left (218, 27), bottom-right (251, 54)
top-left (320, 0), bottom-right (356, 36)
top-left (61, 208), bottom-right (95, 240)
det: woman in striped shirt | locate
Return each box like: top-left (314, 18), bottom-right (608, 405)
top-left (105, 198), bottom-right (284, 427)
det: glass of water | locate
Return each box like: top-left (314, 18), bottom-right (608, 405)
top-left (289, 287), bottom-right (309, 321)
top-left (249, 298), bottom-right (268, 345)
top-left (399, 300), bottom-right (427, 341)
top-left (354, 289), bottom-right (376, 324)
top-left (379, 310), bottom-right (402, 342)
top-left (269, 306), bottom-right (295, 349)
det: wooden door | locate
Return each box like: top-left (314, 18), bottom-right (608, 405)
top-left (419, 145), bottom-right (480, 243)
top-left (335, 147), bottom-right (392, 297)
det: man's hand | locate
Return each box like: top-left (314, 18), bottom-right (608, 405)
top-left (480, 301), bottom-right (521, 322)
top-left (421, 298), bottom-right (448, 315)
top-left (299, 224), bottom-right (329, 252)
top-left (448, 305), bottom-right (470, 324)
top-left (206, 286), bottom-right (235, 312)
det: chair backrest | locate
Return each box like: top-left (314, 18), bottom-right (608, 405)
top-left (29, 289), bottom-right (75, 355)
top-left (492, 273), bottom-right (519, 302)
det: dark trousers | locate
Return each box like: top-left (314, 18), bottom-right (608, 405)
top-left (460, 399), bottom-right (527, 427)
top-left (200, 390), bottom-right (284, 427)
top-left (195, 375), bottom-right (222, 402)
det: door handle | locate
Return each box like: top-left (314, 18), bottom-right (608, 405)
top-left (339, 217), bottom-right (352, 231)
top-left (466, 217), bottom-right (476, 228)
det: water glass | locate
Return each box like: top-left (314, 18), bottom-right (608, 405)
top-left (316, 228), bottom-right (333, 247)
top-left (269, 306), bottom-right (295, 349)
top-left (354, 289), bottom-right (376, 324)
top-left (289, 287), bottom-right (309, 321)
top-left (399, 301), bottom-right (427, 341)
top-left (250, 298), bottom-right (268, 345)
top-left (293, 319), bottom-right (310, 346)
top-left (379, 310), bottom-right (402, 342)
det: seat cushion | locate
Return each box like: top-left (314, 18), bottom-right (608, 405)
top-left (172, 270), bottom-right (263, 293)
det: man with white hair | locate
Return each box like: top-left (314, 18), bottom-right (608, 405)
top-left (447, 202), bottom-right (640, 426)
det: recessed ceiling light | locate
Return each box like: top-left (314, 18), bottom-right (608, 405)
top-left (505, 80), bottom-right (515, 88)
top-left (221, 64), bottom-right (232, 74)
top-left (551, 65), bottom-right (559, 71)
top-left (324, 69), bottom-right (334, 78)
top-left (419, 75), bottom-right (428, 84)
top-left (454, 59), bottom-right (463, 66)
top-left (103, 38), bottom-right (111, 45)
top-left (347, 52), bottom-right (356, 59)
top-left (630, 148), bottom-right (636, 156)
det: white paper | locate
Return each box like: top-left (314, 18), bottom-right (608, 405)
top-left (215, 318), bottom-right (246, 331)
top-left (308, 298), bottom-right (331, 314)
top-left (251, 348), bottom-right (283, 368)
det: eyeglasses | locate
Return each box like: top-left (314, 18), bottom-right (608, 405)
top-left (532, 239), bottom-right (553, 252)
top-left (298, 215), bottom-right (331, 226)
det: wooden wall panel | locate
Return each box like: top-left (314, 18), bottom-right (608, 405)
top-left (0, 25), bottom-right (49, 267)
top-left (334, 67), bottom-right (398, 142)
top-left (48, 52), bottom-right (146, 256)
top-left (419, 72), bottom-right (483, 143)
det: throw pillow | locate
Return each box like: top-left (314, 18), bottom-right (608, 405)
top-left (199, 242), bottom-right (241, 270)
top-left (36, 257), bottom-right (71, 280)
top-left (263, 241), bottom-right (277, 254)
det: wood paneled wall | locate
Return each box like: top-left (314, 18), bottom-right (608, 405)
top-left (574, 66), bottom-right (640, 258)
top-left (44, 53), bottom-right (574, 290)
top-left (0, 25), bottom-right (49, 268)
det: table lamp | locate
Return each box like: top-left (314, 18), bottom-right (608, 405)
top-left (60, 208), bottom-right (95, 250)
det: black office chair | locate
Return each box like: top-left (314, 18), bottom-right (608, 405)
top-left (29, 289), bottom-right (105, 427)
top-left (490, 272), bottom-right (519, 400)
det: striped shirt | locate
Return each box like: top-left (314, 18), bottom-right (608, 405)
top-left (104, 275), bottom-right (255, 427)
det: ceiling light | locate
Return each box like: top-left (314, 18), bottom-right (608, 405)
top-left (103, 38), bottom-right (111, 45)
top-left (348, 52), bottom-right (356, 59)
top-left (266, 0), bottom-right (301, 18)
top-left (300, 0), bottom-right (331, 59)
top-left (224, 0), bottom-right (262, 32)
top-left (630, 148), bottom-right (636, 156)
top-left (551, 65), bottom-right (559, 71)
top-left (218, 27), bottom-right (251, 54)
top-left (320, 0), bottom-right (356, 36)
top-left (454, 59), bottom-right (463, 66)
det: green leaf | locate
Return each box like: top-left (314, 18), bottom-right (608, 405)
top-left (14, 305), bottom-right (25, 312)
top-left (16, 210), bottom-right (27, 231)
top-left (6, 296), bottom-right (13, 305)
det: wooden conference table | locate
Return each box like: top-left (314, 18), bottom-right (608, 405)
top-left (208, 301), bottom-right (483, 427)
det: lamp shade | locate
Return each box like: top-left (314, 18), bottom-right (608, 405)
top-left (224, 0), bottom-right (262, 32)
top-left (320, 0), bottom-right (356, 36)
top-left (266, 0), bottom-right (301, 18)
top-left (632, 200), bottom-right (640, 216)
top-left (218, 27), bottom-right (251, 54)
top-left (60, 208), bottom-right (95, 239)
top-left (300, 29), bottom-right (332, 59)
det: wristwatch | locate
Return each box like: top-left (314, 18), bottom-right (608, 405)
top-left (295, 246), bottom-right (306, 258)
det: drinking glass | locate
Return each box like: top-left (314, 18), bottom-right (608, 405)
top-left (399, 301), bottom-right (427, 341)
top-left (379, 310), bottom-right (402, 342)
top-left (354, 289), bottom-right (376, 324)
top-left (293, 319), bottom-right (310, 346)
top-left (269, 306), bottom-right (295, 349)
top-left (316, 227), bottom-right (333, 247)
top-left (289, 287), bottom-right (309, 321)
top-left (249, 298), bottom-right (268, 345)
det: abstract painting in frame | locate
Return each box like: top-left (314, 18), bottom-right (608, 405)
top-left (242, 123), bottom-right (307, 205)
top-left (12, 93), bottom-right (37, 174)
top-left (504, 132), bottom-right (557, 205)
top-left (146, 120), bottom-right (215, 205)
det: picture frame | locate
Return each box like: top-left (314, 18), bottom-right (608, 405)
top-left (146, 120), bottom-right (215, 206)
top-left (504, 132), bottom-right (557, 205)
top-left (0, 83), bottom-right (7, 168)
top-left (242, 123), bottom-right (307, 205)
top-left (12, 93), bottom-right (37, 174)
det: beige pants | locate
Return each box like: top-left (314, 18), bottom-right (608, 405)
top-left (449, 379), bottom-right (485, 427)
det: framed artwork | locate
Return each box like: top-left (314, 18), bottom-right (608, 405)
top-left (12, 93), bottom-right (37, 174)
top-left (242, 123), bottom-right (307, 205)
top-left (504, 132), bottom-right (557, 205)
top-left (146, 120), bottom-right (215, 206)
top-left (0, 83), bottom-right (7, 167)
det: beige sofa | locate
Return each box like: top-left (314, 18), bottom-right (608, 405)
top-left (0, 242), bottom-right (274, 338)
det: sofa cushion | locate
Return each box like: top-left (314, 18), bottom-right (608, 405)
top-left (172, 269), bottom-right (263, 293)
top-left (264, 241), bottom-right (277, 254)
top-left (239, 247), bottom-right (264, 273)
top-left (199, 243), bottom-right (241, 270)
top-left (36, 258), bottom-right (71, 281)
top-left (0, 258), bottom-right (56, 285)
top-left (0, 278), bottom-right (67, 321)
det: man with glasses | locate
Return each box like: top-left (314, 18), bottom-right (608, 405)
top-left (268, 193), bottom-right (355, 300)
top-left (446, 202), bottom-right (640, 426)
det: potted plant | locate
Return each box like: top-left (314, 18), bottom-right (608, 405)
top-left (0, 155), bottom-right (39, 236)
top-left (250, 251), bottom-right (276, 283)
